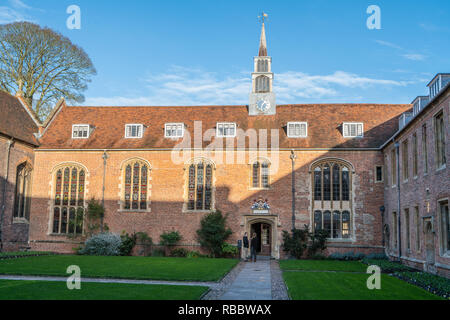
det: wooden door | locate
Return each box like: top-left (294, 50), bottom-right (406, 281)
top-left (260, 224), bottom-right (271, 255)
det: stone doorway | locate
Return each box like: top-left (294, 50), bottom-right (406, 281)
top-left (251, 222), bottom-right (272, 256)
top-left (243, 215), bottom-right (279, 259)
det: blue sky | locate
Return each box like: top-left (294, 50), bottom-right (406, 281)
top-left (1, 0), bottom-right (449, 106)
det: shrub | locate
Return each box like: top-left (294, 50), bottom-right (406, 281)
top-left (171, 248), bottom-right (189, 257)
top-left (85, 198), bottom-right (107, 236)
top-left (160, 231), bottom-right (182, 256)
top-left (282, 227), bottom-right (309, 259)
top-left (196, 210), bottom-right (232, 258)
top-left (187, 250), bottom-right (207, 258)
top-left (329, 251), bottom-right (366, 261)
top-left (151, 248), bottom-right (165, 257)
top-left (136, 232), bottom-right (153, 256)
top-left (221, 243), bottom-right (239, 258)
top-left (366, 252), bottom-right (388, 260)
top-left (80, 233), bottom-right (122, 256)
top-left (119, 232), bottom-right (137, 256)
top-left (309, 253), bottom-right (328, 260)
top-left (160, 231), bottom-right (182, 246)
top-left (308, 229), bottom-right (328, 257)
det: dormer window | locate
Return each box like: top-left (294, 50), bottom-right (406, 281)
top-left (343, 123), bottom-right (363, 138)
top-left (165, 123), bottom-right (184, 138)
top-left (216, 123), bottom-right (236, 138)
top-left (72, 124), bottom-right (90, 139)
top-left (287, 122), bottom-right (307, 138)
top-left (125, 124), bottom-right (143, 138)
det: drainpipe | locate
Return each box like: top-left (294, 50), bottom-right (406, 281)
top-left (0, 139), bottom-right (14, 252)
top-left (395, 141), bottom-right (402, 260)
top-left (101, 151), bottom-right (109, 233)
top-left (290, 150), bottom-right (297, 232)
top-left (380, 205), bottom-right (385, 247)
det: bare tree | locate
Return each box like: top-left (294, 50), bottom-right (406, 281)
top-left (0, 22), bottom-right (96, 120)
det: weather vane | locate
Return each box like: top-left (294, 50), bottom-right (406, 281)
top-left (258, 12), bottom-right (268, 24)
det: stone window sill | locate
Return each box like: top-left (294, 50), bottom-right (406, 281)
top-left (118, 210), bottom-right (151, 213)
top-left (12, 218), bottom-right (29, 224)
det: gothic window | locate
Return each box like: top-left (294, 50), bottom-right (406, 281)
top-left (13, 163), bottom-right (32, 220)
top-left (440, 201), bottom-right (449, 254)
top-left (435, 111), bottom-right (446, 168)
top-left (187, 160), bottom-right (214, 211)
top-left (312, 160), bottom-right (353, 239)
top-left (255, 76), bottom-right (269, 93)
top-left (251, 161), bottom-right (270, 189)
top-left (314, 210), bottom-right (351, 239)
top-left (257, 59), bottom-right (269, 72)
top-left (122, 159), bottom-right (150, 211)
top-left (313, 161), bottom-right (351, 202)
top-left (52, 164), bottom-right (85, 235)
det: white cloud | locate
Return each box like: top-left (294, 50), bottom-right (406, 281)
top-left (84, 67), bottom-right (415, 106)
top-left (0, 0), bottom-right (41, 23)
top-left (402, 53), bottom-right (426, 61)
top-left (0, 6), bottom-right (27, 23)
top-left (374, 39), bottom-right (427, 62)
top-left (9, 0), bottom-right (32, 10)
top-left (374, 40), bottom-right (402, 50)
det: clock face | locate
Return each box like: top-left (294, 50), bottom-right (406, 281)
top-left (256, 99), bottom-right (270, 112)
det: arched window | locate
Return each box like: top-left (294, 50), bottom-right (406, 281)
top-left (257, 59), bottom-right (269, 72)
top-left (122, 159), bottom-right (150, 211)
top-left (187, 160), bottom-right (214, 211)
top-left (255, 76), bottom-right (269, 93)
top-left (13, 163), bottom-right (32, 220)
top-left (311, 159), bottom-right (353, 239)
top-left (251, 161), bottom-right (270, 188)
top-left (314, 210), bottom-right (351, 239)
top-left (52, 164), bottom-right (85, 235)
top-left (312, 160), bottom-right (351, 203)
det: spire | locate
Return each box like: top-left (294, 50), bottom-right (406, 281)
top-left (258, 22), bottom-right (268, 56)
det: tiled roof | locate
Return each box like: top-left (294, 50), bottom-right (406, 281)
top-left (0, 91), bottom-right (40, 146)
top-left (37, 103), bottom-right (411, 150)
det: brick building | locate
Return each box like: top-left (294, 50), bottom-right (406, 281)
top-left (1, 23), bottom-right (448, 277)
top-left (0, 91), bottom-right (41, 251)
top-left (382, 74), bottom-right (450, 278)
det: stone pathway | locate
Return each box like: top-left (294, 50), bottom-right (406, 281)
top-left (219, 259), bottom-right (272, 300)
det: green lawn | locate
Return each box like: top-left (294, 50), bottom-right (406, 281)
top-left (280, 259), bottom-right (367, 272)
top-left (0, 256), bottom-right (238, 282)
top-left (0, 280), bottom-right (208, 300)
top-left (283, 271), bottom-right (442, 300)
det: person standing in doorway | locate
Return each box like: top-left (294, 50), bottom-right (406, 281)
top-left (250, 233), bottom-right (258, 262)
top-left (242, 232), bottom-right (249, 261)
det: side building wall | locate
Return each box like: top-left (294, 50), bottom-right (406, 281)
top-left (383, 89), bottom-right (450, 278)
top-left (0, 135), bottom-right (35, 251)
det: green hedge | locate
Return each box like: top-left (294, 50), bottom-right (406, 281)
top-left (362, 259), bottom-right (415, 273)
top-left (0, 251), bottom-right (53, 258)
top-left (395, 272), bottom-right (450, 299)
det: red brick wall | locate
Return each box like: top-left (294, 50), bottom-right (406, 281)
top-left (383, 90), bottom-right (450, 278)
top-left (0, 135), bottom-right (35, 251)
top-left (29, 149), bottom-right (385, 257)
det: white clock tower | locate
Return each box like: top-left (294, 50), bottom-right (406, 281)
top-left (249, 14), bottom-right (276, 116)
